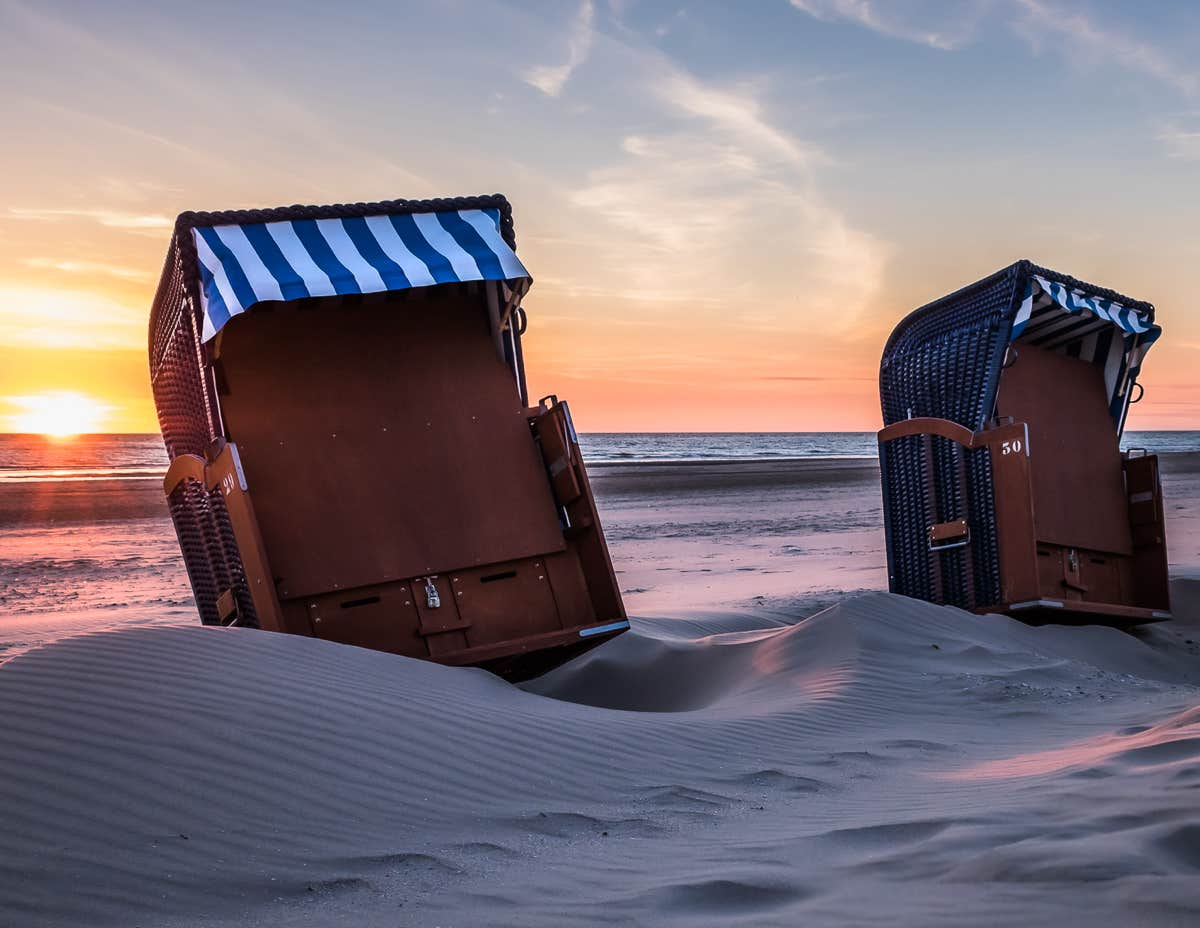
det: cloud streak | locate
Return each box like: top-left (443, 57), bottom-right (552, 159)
top-left (789, 0), bottom-right (985, 51)
top-left (790, 0), bottom-right (1200, 97)
top-left (1012, 0), bottom-right (1199, 96)
top-left (21, 257), bottom-right (154, 283)
top-left (1157, 120), bottom-right (1200, 160)
top-left (0, 285), bottom-right (145, 350)
top-left (524, 0), bottom-right (594, 97)
top-left (567, 52), bottom-right (888, 327)
top-left (8, 207), bottom-right (171, 232)
top-left (654, 72), bottom-right (816, 168)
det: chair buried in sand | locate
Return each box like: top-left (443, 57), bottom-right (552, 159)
top-left (149, 195), bottom-right (627, 680)
top-left (878, 260), bottom-right (1169, 625)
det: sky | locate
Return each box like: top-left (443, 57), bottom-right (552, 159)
top-left (0, 0), bottom-right (1197, 432)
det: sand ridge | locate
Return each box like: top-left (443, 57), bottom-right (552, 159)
top-left (2, 591), bottom-right (1198, 926)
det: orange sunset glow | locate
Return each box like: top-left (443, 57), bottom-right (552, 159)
top-left (1, 0), bottom-right (1198, 434)
top-left (3, 391), bottom-right (110, 436)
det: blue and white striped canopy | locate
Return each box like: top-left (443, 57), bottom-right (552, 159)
top-left (192, 208), bottom-right (531, 341)
top-left (1012, 274), bottom-right (1158, 342)
top-left (1011, 274), bottom-right (1161, 426)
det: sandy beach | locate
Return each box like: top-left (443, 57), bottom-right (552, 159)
top-left (7, 0), bottom-right (1200, 922)
top-left (2, 456), bottom-right (1200, 926)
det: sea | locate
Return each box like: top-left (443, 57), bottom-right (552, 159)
top-left (2, 431), bottom-right (1200, 482)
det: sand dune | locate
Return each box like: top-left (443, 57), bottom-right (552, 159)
top-left (2, 589), bottom-right (1199, 926)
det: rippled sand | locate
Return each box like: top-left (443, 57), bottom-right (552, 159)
top-left (2, 457), bottom-right (1199, 925)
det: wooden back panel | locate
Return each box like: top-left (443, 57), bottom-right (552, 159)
top-left (995, 342), bottom-right (1131, 555)
top-left (213, 289), bottom-right (565, 600)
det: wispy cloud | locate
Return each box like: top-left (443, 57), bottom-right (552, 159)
top-left (8, 207), bottom-right (171, 233)
top-left (0, 285), bottom-right (144, 350)
top-left (1157, 118), bottom-right (1200, 160)
top-left (655, 72), bottom-right (817, 168)
top-left (790, 0), bottom-right (1200, 97)
top-left (21, 257), bottom-right (153, 283)
top-left (1011, 0), bottom-right (1199, 96)
top-left (524, 0), bottom-right (594, 97)
top-left (5, 2), bottom-right (432, 198)
top-left (789, 0), bottom-right (986, 51)
top-left (568, 57), bottom-right (888, 325)
top-left (761, 375), bottom-right (875, 382)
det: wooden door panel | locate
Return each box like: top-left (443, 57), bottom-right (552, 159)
top-left (996, 343), bottom-right (1131, 555)
top-left (215, 291), bottom-right (566, 599)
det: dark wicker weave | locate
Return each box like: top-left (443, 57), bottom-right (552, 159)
top-left (878, 260), bottom-right (1155, 610)
top-left (148, 194), bottom-right (517, 626)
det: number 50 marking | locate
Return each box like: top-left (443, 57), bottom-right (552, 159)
top-left (1001, 439), bottom-right (1023, 455)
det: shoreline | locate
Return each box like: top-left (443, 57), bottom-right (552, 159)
top-left (5, 450), bottom-right (1200, 647)
top-left (0, 457), bottom-right (889, 526)
top-left (7, 446), bottom-right (1200, 480)
top-left (6, 449), bottom-right (1200, 519)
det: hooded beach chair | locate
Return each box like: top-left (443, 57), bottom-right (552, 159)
top-left (877, 260), bottom-right (1169, 625)
top-left (149, 195), bottom-right (628, 680)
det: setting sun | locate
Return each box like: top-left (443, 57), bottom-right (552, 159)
top-left (4, 391), bottom-right (111, 436)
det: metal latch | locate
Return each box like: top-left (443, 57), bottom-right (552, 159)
top-left (423, 577), bottom-right (441, 609)
top-left (1062, 547), bottom-right (1088, 593)
top-left (928, 519), bottom-right (970, 551)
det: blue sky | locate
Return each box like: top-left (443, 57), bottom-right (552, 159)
top-left (0, 0), bottom-right (1197, 430)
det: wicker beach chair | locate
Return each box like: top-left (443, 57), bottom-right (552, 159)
top-left (149, 195), bottom-right (627, 680)
top-left (878, 260), bottom-right (1169, 625)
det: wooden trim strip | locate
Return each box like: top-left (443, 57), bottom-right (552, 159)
top-left (878, 417), bottom-right (977, 447)
top-left (162, 453), bottom-right (205, 496)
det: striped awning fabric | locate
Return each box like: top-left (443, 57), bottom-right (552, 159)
top-left (192, 208), bottom-right (531, 341)
top-left (1012, 274), bottom-right (1158, 342)
top-left (1011, 274), bottom-right (1161, 425)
